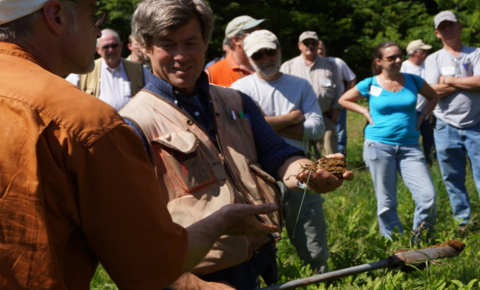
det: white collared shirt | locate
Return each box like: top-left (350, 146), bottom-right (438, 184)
top-left (65, 59), bottom-right (152, 111)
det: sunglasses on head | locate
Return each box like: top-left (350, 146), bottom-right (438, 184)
top-left (251, 48), bottom-right (278, 61)
top-left (384, 54), bottom-right (403, 62)
top-left (302, 40), bottom-right (319, 47)
top-left (101, 43), bottom-right (119, 50)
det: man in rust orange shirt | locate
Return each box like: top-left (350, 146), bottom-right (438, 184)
top-left (205, 15), bottom-right (269, 86)
top-left (0, 1), bottom-right (279, 289)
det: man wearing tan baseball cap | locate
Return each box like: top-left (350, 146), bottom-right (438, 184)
top-left (206, 15), bottom-right (269, 86)
top-left (400, 39), bottom-right (435, 164)
top-left (0, 0), bottom-right (281, 288)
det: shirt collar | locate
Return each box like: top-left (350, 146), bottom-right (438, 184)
top-left (144, 71), bottom-right (210, 103)
top-left (102, 58), bottom-right (124, 72)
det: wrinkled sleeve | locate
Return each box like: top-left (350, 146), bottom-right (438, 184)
top-left (424, 55), bottom-right (440, 85)
top-left (76, 123), bottom-right (188, 289)
top-left (301, 81), bottom-right (325, 140)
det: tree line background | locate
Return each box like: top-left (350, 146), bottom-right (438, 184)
top-left (99, 0), bottom-right (480, 80)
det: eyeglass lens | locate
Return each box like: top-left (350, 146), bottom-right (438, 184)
top-left (102, 43), bottom-right (119, 50)
top-left (251, 49), bottom-right (277, 61)
top-left (303, 40), bottom-right (319, 47)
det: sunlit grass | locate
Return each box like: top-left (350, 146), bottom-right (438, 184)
top-left (90, 107), bottom-right (480, 289)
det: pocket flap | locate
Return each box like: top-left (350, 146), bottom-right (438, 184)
top-left (152, 130), bottom-right (199, 154)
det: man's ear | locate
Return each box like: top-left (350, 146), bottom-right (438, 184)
top-left (42, 1), bottom-right (69, 35)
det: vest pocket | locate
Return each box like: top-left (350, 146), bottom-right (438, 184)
top-left (152, 131), bottom-right (217, 195)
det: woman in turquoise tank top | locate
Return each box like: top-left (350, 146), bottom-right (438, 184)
top-left (339, 41), bottom-right (438, 243)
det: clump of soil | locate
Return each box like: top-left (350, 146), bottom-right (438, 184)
top-left (393, 240), bottom-right (466, 255)
top-left (427, 240), bottom-right (466, 252)
top-left (392, 240), bottom-right (466, 272)
top-left (296, 157), bottom-right (348, 179)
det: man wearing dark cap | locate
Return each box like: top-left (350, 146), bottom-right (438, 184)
top-left (425, 11), bottom-right (480, 231)
top-left (281, 31), bottom-right (343, 160)
top-left (0, 0), bottom-right (281, 288)
top-left (206, 15), bottom-right (269, 86)
top-left (400, 39), bottom-right (436, 165)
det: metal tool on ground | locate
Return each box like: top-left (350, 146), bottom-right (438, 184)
top-left (261, 240), bottom-right (465, 290)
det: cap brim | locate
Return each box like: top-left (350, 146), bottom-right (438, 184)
top-left (245, 42), bottom-right (277, 57)
top-left (243, 19), bottom-right (270, 31)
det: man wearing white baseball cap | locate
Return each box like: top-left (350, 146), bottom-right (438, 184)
top-left (0, 0), bottom-right (281, 288)
top-left (206, 15), bottom-right (269, 86)
top-left (400, 39), bottom-right (435, 165)
top-left (425, 10), bottom-right (480, 232)
top-left (231, 29), bottom-right (331, 274)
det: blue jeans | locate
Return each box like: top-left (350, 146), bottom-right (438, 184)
top-left (278, 182), bottom-right (328, 273)
top-left (363, 140), bottom-right (437, 239)
top-left (336, 108), bottom-right (347, 156)
top-left (434, 119), bottom-right (480, 225)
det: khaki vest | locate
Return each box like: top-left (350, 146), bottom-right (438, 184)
top-left (121, 85), bottom-right (282, 275)
top-left (79, 58), bottom-right (145, 97)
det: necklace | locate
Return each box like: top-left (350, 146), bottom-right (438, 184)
top-left (381, 75), bottom-right (398, 92)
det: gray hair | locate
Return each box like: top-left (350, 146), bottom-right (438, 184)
top-left (0, 10), bottom-right (42, 41)
top-left (131, 0), bottom-right (214, 49)
top-left (97, 28), bottom-right (121, 46)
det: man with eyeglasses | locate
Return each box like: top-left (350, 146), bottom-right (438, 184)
top-left (425, 11), bottom-right (480, 232)
top-left (0, 0), bottom-right (286, 289)
top-left (231, 29), bottom-right (331, 274)
top-left (205, 15), bottom-right (269, 87)
top-left (66, 28), bottom-right (152, 111)
top-left (281, 31), bottom-right (343, 160)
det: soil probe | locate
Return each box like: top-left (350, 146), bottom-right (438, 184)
top-left (260, 240), bottom-right (465, 290)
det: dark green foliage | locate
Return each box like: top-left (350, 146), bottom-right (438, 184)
top-left (98, 0), bottom-right (479, 79)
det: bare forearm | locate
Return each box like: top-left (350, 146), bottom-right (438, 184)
top-left (183, 215), bottom-right (224, 272)
top-left (445, 75), bottom-right (480, 91)
top-left (430, 84), bottom-right (460, 99)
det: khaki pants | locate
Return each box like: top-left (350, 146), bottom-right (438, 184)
top-left (311, 116), bottom-right (338, 159)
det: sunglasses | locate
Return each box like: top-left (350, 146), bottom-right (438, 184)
top-left (384, 54), bottom-right (403, 62)
top-left (101, 43), bottom-right (120, 50)
top-left (251, 49), bottom-right (278, 61)
top-left (68, 0), bottom-right (108, 27)
top-left (302, 40), bottom-right (319, 47)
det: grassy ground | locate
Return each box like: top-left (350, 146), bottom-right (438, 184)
top-left (91, 107), bottom-right (480, 289)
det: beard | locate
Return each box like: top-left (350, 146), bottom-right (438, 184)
top-left (250, 55), bottom-right (282, 78)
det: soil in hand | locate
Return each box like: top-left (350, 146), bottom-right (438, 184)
top-left (297, 156), bottom-right (348, 179)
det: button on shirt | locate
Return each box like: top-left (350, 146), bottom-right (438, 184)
top-left (99, 60), bottom-right (132, 111)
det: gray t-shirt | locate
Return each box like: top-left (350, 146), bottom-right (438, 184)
top-left (280, 55), bottom-right (342, 113)
top-left (231, 73), bottom-right (324, 153)
top-left (424, 46), bottom-right (480, 128)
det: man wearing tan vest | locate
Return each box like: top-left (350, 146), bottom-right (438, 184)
top-left (121, 0), bottom-right (353, 289)
top-left (66, 28), bottom-right (152, 111)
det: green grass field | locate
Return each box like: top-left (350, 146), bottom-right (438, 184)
top-left (91, 108), bottom-right (480, 289)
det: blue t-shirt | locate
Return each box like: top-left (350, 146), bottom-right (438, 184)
top-left (356, 73), bottom-right (424, 145)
